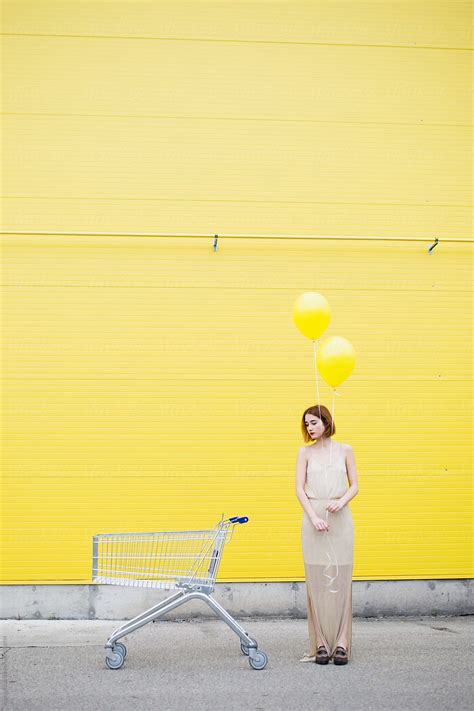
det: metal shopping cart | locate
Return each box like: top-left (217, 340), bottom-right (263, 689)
top-left (92, 515), bottom-right (268, 670)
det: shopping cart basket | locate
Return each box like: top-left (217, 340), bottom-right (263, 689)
top-left (92, 515), bottom-right (268, 670)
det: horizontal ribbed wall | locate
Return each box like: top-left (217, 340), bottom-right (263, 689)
top-left (1, 2), bottom-right (472, 583)
top-left (2, 236), bottom-right (472, 582)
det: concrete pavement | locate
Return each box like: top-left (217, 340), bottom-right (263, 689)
top-left (1, 616), bottom-right (473, 710)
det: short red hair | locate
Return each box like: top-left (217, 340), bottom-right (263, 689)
top-left (301, 404), bottom-right (335, 442)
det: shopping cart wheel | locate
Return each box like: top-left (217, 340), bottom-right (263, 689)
top-left (248, 650), bottom-right (268, 670)
top-left (105, 651), bottom-right (125, 670)
top-left (240, 638), bottom-right (257, 656)
top-left (114, 642), bottom-right (127, 658)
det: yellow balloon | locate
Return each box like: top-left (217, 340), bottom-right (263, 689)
top-left (293, 292), bottom-right (331, 340)
top-left (316, 336), bottom-right (356, 388)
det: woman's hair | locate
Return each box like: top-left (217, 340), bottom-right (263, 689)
top-left (301, 404), bottom-right (336, 442)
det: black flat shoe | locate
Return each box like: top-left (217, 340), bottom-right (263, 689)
top-left (315, 645), bottom-right (329, 665)
top-left (333, 646), bottom-right (348, 665)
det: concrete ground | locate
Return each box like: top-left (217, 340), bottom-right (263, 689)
top-left (1, 616), bottom-right (472, 710)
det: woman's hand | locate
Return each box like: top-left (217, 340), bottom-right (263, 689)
top-left (311, 516), bottom-right (329, 532)
top-left (326, 499), bottom-right (345, 513)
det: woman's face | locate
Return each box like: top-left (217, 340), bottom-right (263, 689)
top-left (304, 414), bottom-right (326, 440)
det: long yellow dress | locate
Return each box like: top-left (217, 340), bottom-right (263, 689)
top-left (301, 441), bottom-right (354, 659)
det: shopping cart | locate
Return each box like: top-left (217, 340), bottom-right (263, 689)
top-left (92, 515), bottom-right (268, 670)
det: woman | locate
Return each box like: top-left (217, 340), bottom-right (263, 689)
top-left (296, 404), bottom-right (359, 665)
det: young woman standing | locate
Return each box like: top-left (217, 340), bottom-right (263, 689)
top-left (296, 404), bottom-right (359, 665)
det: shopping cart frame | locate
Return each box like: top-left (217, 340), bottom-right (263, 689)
top-left (92, 515), bottom-right (268, 670)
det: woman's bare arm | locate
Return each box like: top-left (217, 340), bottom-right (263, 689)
top-left (295, 447), bottom-right (329, 530)
top-left (326, 444), bottom-right (359, 512)
top-left (343, 444), bottom-right (359, 502)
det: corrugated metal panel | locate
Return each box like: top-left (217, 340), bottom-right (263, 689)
top-left (1, 2), bottom-right (472, 583)
top-left (1, 2), bottom-right (472, 238)
top-left (2, 0), bottom-right (472, 48)
top-left (2, 236), bottom-right (472, 582)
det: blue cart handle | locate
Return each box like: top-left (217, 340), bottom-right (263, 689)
top-left (228, 516), bottom-right (249, 524)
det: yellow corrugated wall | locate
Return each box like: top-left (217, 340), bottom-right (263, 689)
top-left (1, 2), bottom-right (472, 584)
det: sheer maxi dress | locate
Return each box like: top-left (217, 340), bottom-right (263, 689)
top-left (301, 442), bottom-right (354, 660)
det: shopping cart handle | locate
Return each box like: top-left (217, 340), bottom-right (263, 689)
top-left (228, 516), bottom-right (249, 524)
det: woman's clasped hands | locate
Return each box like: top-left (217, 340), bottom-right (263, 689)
top-left (326, 498), bottom-right (346, 513)
top-left (311, 498), bottom-right (346, 531)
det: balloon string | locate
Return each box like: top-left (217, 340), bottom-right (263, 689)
top-left (330, 388), bottom-right (336, 465)
top-left (313, 339), bottom-right (339, 594)
top-left (323, 387), bottom-right (339, 592)
top-left (313, 340), bottom-right (320, 407)
top-left (322, 474), bottom-right (339, 594)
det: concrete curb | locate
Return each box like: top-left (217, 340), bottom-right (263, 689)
top-left (1, 579), bottom-right (472, 619)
